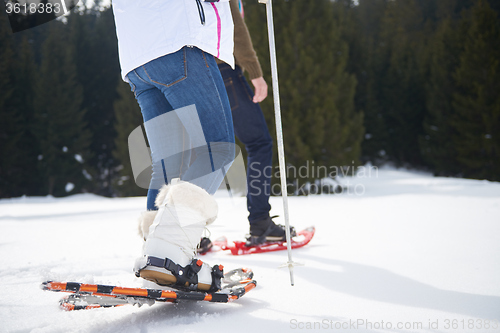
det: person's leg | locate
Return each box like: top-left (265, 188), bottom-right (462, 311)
top-left (218, 63), bottom-right (295, 243)
top-left (218, 63), bottom-right (273, 222)
top-left (126, 70), bottom-right (180, 211)
top-left (137, 47), bottom-right (235, 195)
top-left (128, 47), bottom-right (233, 291)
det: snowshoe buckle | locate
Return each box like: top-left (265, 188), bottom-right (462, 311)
top-left (140, 256), bottom-right (223, 292)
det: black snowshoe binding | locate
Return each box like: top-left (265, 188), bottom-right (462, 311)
top-left (246, 215), bottom-right (296, 246)
top-left (135, 256), bottom-right (223, 292)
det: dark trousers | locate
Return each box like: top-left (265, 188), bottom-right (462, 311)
top-left (218, 63), bottom-right (273, 223)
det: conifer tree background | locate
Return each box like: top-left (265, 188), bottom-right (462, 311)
top-left (32, 22), bottom-right (91, 196)
top-left (112, 80), bottom-right (146, 197)
top-left (70, 8), bottom-right (120, 196)
top-left (451, 1), bottom-right (500, 180)
top-left (0, 0), bottom-right (499, 198)
top-left (244, 0), bottom-right (364, 181)
top-left (0, 12), bottom-right (19, 197)
top-left (420, 18), bottom-right (463, 176)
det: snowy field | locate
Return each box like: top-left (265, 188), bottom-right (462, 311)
top-left (1, 167), bottom-right (499, 333)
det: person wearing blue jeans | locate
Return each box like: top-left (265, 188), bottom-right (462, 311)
top-left (127, 47), bottom-right (235, 211)
top-left (214, 0), bottom-right (295, 245)
top-left (218, 64), bottom-right (273, 225)
top-left (113, 1), bottom-right (236, 291)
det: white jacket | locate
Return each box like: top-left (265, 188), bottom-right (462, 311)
top-left (112, 0), bottom-right (234, 81)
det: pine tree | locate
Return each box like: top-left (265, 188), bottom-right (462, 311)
top-left (112, 80), bottom-right (146, 196)
top-left (375, 0), bottom-right (427, 166)
top-left (351, 0), bottom-right (391, 164)
top-left (89, 7), bottom-right (120, 195)
top-left (244, 0), bottom-right (364, 182)
top-left (32, 22), bottom-right (92, 196)
top-left (0, 12), bottom-right (19, 197)
top-left (451, 0), bottom-right (500, 180)
top-left (68, 5), bottom-right (120, 196)
top-left (419, 18), bottom-right (463, 175)
top-left (9, 37), bottom-right (43, 196)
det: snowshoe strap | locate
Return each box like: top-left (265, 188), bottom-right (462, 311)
top-left (210, 264), bottom-right (224, 291)
top-left (142, 256), bottom-right (223, 292)
top-left (146, 256), bottom-right (203, 291)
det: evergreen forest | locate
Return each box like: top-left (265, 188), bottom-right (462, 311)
top-left (0, 0), bottom-right (499, 198)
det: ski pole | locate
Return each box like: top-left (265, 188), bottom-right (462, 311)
top-left (258, 0), bottom-right (296, 286)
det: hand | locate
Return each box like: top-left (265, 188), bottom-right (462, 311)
top-left (250, 77), bottom-right (268, 103)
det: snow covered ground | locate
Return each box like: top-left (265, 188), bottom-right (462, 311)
top-left (1, 167), bottom-right (499, 333)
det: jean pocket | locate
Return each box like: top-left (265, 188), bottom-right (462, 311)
top-left (142, 48), bottom-right (187, 88)
top-left (224, 77), bottom-right (239, 111)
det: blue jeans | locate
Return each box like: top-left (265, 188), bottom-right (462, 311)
top-left (127, 47), bottom-right (235, 210)
top-left (219, 63), bottom-right (273, 223)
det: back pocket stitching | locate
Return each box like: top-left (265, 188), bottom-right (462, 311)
top-left (143, 48), bottom-right (188, 88)
top-left (224, 77), bottom-right (239, 111)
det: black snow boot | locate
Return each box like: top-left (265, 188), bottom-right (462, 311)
top-left (197, 237), bottom-right (213, 254)
top-left (247, 215), bottom-right (296, 246)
